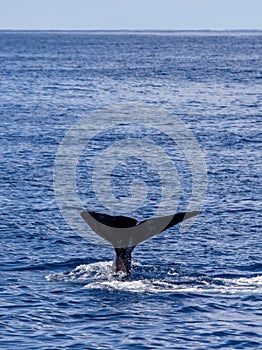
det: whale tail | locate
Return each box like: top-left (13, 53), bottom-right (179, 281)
top-left (80, 211), bottom-right (200, 275)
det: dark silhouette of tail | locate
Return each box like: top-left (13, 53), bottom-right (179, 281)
top-left (80, 211), bottom-right (200, 275)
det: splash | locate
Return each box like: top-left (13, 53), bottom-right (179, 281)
top-left (46, 262), bottom-right (262, 294)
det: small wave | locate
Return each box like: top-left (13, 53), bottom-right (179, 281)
top-left (235, 276), bottom-right (262, 285)
top-left (46, 262), bottom-right (262, 294)
top-left (216, 275), bottom-right (262, 288)
top-left (46, 261), bottom-right (114, 282)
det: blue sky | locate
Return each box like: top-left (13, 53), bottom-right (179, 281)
top-left (0, 0), bottom-right (261, 30)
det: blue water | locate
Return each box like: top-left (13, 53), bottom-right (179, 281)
top-left (0, 31), bottom-right (262, 349)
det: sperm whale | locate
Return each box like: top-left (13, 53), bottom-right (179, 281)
top-left (80, 211), bottom-right (200, 275)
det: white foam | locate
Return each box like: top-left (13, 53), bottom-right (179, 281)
top-left (232, 275), bottom-right (262, 285)
top-left (213, 275), bottom-right (262, 294)
top-left (46, 263), bottom-right (262, 294)
top-left (46, 261), bottom-right (113, 282)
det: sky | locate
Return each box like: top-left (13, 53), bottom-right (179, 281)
top-left (0, 0), bottom-right (261, 31)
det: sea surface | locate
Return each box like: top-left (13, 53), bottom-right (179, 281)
top-left (0, 31), bottom-right (262, 349)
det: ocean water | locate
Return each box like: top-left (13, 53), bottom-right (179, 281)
top-left (0, 31), bottom-right (262, 349)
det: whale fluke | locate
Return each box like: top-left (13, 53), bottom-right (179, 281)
top-left (80, 210), bottom-right (200, 275)
top-left (86, 211), bottom-right (138, 228)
